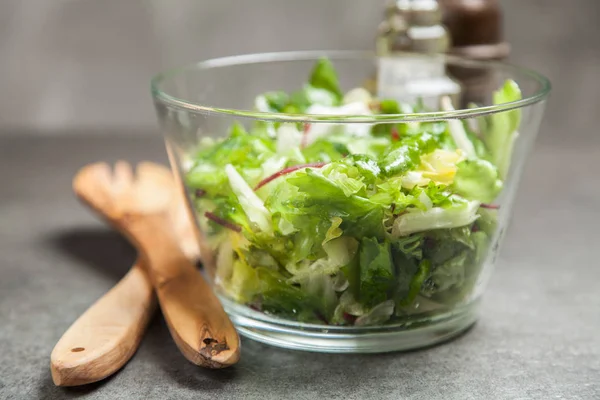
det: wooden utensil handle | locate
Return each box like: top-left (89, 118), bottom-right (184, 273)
top-left (50, 262), bottom-right (156, 386)
top-left (121, 213), bottom-right (191, 285)
top-left (124, 214), bottom-right (240, 368)
top-left (156, 267), bottom-right (240, 368)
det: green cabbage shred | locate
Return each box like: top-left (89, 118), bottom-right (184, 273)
top-left (186, 57), bottom-right (518, 325)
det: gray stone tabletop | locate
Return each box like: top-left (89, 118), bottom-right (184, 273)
top-left (1, 133), bottom-right (599, 400)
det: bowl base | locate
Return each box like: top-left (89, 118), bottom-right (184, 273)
top-left (220, 297), bottom-right (480, 353)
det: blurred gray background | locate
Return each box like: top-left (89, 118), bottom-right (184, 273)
top-left (1, 0), bottom-right (599, 147)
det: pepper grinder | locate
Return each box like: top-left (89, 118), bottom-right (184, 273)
top-left (439, 0), bottom-right (510, 61)
top-left (439, 0), bottom-right (510, 105)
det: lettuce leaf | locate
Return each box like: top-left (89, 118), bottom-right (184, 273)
top-left (186, 123), bottom-right (275, 195)
top-left (193, 122), bottom-right (275, 168)
top-left (485, 79), bottom-right (522, 178)
top-left (286, 236), bottom-right (358, 283)
top-left (255, 91), bottom-right (290, 112)
top-left (279, 57), bottom-right (345, 114)
top-left (379, 133), bottom-right (438, 176)
top-left (256, 267), bottom-right (317, 322)
top-left (354, 300), bottom-right (395, 326)
top-left (290, 85), bottom-right (340, 111)
top-left (309, 57), bottom-right (343, 100)
top-left (186, 163), bottom-right (229, 198)
top-left (398, 259), bottom-right (431, 306)
top-left (275, 123), bottom-right (303, 155)
top-left (299, 273), bottom-right (338, 321)
top-left (453, 159), bottom-right (503, 203)
top-left (429, 250), bottom-right (469, 292)
top-left (225, 164), bottom-right (272, 233)
top-left (323, 217), bottom-right (343, 244)
top-left (358, 238), bottom-right (395, 308)
top-left (224, 259), bottom-right (260, 303)
top-left (287, 168), bottom-right (379, 217)
top-left (421, 226), bottom-right (491, 302)
top-left (302, 140), bottom-right (347, 163)
top-left (338, 154), bottom-right (381, 184)
top-left (379, 98), bottom-right (402, 114)
top-left (205, 195), bottom-right (251, 233)
top-left (391, 199), bottom-right (480, 237)
top-left (323, 167), bottom-right (366, 197)
top-left (476, 208), bottom-right (498, 237)
top-left (390, 244), bottom-right (419, 303)
top-left (342, 208), bottom-right (386, 240)
top-left (281, 167), bottom-right (386, 240)
top-left (440, 96), bottom-right (476, 158)
top-left (393, 233), bottom-right (424, 259)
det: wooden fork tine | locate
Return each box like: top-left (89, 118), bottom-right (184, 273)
top-left (113, 161), bottom-right (134, 193)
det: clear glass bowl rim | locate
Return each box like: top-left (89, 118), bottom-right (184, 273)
top-left (151, 50), bottom-right (551, 124)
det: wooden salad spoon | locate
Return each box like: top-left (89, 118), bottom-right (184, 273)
top-left (51, 162), bottom-right (239, 386)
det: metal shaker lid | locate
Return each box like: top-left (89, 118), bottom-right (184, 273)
top-left (382, 0), bottom-right (451, 54)
top-left (395, 0), bottom-right (444, 27)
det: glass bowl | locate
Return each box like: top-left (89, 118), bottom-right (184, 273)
top-left (151, 51), bottom-right (550, 353)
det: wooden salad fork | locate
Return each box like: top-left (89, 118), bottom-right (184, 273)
top-left (51, 162), bottom-right (239, 386)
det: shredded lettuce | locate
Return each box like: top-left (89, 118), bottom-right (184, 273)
top-left (355, 300), bottom-right (395, 326)
top-left (485, 79), bottom-right (523, 178)
top-left (440, 96), bottom-right (476, 158)
top-left (291, 85), bottom-right (340, 111)
top-left (453, 159), bottom-right (503, 203)
top-left (323, 217), bottom-right (344, 244)
top-left (392, 199), bottom-right (480, 237)
top-left (304, 102), bottom-right (373, 145)
top-left (185, 58), bottom-right (519, 326)
top-left (286, 236), bottom-right (358, 283)
top-left (225, 164), bottom-right (272, 233)
top-left (225, 259), bottom-right (260, 303)
top-left (255, 91), bottom-right (289, 113)
top-left (309, 57), bottom-right (343, 100)
top-left (398, 259), bottom-right (431, 306)
top-left (358, 238), bottom-right (395, 308)
top-left (276, 123), bottom-right (302, 155)
top-left (379, 133), bottom-right (438, 176)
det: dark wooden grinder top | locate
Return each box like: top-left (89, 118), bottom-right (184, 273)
top-left (439, 0), bottom-right (510, 60)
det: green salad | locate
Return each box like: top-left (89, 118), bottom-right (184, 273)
top-left (185, 58), bottom-right (522, 326)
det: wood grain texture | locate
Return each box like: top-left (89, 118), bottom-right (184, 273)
top-left (71, 161), bottom-right (240, 369)
top-left (125, 213), bottom-right (240, 368)
top-left (50, 262), bottom-right (156, 386)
